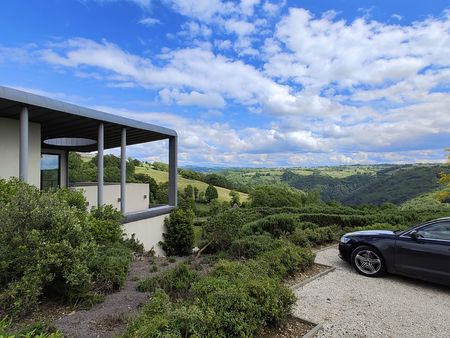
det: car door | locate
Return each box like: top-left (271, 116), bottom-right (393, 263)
top-left (394, 221), bottom-right (450, 285)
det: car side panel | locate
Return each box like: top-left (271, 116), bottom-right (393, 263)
top-left (394, 237), bottom-right (450, 286)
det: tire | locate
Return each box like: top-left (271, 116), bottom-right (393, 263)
top-left (351, 245), bottom-right (386, 277)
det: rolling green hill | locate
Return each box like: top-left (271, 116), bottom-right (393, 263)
top-left (221, 164), bottom-right (447, 206)
top-left (135, 164), bottom-right (248, 203)
top-left (283, 165), bottom-right (444, 205)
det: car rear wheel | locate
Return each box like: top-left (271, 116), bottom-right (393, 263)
top-left (351, 245), bottom-right (386, 277)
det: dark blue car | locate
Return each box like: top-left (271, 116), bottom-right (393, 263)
top-left (339, 217), bottom-right (450, 286)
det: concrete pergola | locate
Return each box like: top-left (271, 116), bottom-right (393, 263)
top-left (0, 86), bottom-right (178, 220)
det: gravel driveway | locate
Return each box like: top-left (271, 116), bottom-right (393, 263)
top-left (293, 246), bottom-right (450, 338)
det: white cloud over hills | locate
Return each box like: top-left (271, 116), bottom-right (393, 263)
top-left (1, 1), bottom-right (449, 166)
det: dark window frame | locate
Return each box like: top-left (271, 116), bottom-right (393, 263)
top-left (40, 153), bottom-right (61, 191)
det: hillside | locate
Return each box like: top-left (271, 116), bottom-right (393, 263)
top-left (135, 164), bottom-right (248, 203)
top-left (221, 164), bottom-right (447, 206)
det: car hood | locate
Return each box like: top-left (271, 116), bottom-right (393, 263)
top-left (346, 230), bottom-right (396, 237)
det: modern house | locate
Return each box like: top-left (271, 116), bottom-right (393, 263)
top-left (0, 85), bottom-right (177, 255)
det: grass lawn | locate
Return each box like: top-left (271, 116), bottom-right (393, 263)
top-left (135, 165), bottom-right (248, 203)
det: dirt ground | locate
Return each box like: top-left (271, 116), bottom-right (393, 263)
top-left (53, 255), bottom-right (184, 338)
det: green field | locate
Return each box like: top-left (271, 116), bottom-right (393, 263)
top-left (136, 164), bottom-right (248, 203)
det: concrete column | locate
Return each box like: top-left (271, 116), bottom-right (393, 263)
top-left (19, 107), bottom-right (29, 182)
top-left (97, 123), bottom-right (104, 207)
top-left (63, 150), bottom-right (69, 188)
top-left (120, 128), bottom-right (126, 213)
top-left (168, 136), bottom-right (177, 206)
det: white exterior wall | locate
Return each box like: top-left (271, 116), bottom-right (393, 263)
top-left (0, 117), bottom-right (41, 187)
top-left (123, 214), bottom-right (168, 256)
top-left (73, 183), bottom-right (149, 213)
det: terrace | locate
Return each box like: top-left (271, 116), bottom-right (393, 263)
top-left (0, 85), bottom-right (178, 252)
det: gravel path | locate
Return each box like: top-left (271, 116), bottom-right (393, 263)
top-left (53, 256), bottom-right (183, 338)
top-left (294, 246), bottom-right (450, 338)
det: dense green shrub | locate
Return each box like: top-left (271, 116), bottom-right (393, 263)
top-left (128, 254), bottom-right (299, 338)
top-left (0, 179), bottom-right (132, 317)
top-left (89, 243), bottom-right (132, 293)
top-left (160, 209), bottom-right (195, 256)
top-left (243, 213), bottom-right (300, 237)
top-left (257, 244), bottom-right (315, 279)
top-left (229, 235), bottom-right (284, 259)
top-left (0, 181), bottom-right (94, 315)
top-left (202, 209), bottom-right (247, 251)
top-left (88, 205), bottom-right (123, 244)
top-left (289, 226), bottom-right (338, 247)
top-left (137, 263), bottom-right (199, 299)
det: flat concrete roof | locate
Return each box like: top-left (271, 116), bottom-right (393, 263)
top-left (0, 86), bottom-right (176, 151)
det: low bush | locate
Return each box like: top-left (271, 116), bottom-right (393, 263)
top-left (160, 209), bottom-right (195, 256)
top-left (88, 205), bottom-right (123, 244)
top-left (0, 317), bottom-right (63, 338)
top-left (89, 243), bottom-right (132, 293)
top-left (229, 235), bottom-right (284, 259)
top-left (137, 263), bottom-right (199, 299)
top-left (290, 226), bottom-right (338, 247)
top-left (257, 243), bottom-right (315, 279)
top-left (243, 213), bottom-right (299, 237)
top-left (128, 252), bottom-right (300, 338)
top-left (202, 209), bottom-right (248, 251)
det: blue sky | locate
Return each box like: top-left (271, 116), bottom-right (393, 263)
top-left (1, 0), bottom-right (449, 167)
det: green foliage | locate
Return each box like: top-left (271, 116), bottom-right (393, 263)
top-left (243, 213), bottom-right (300, 237)
top-left (0, 318), bottom-right (63, 338)
top-left (282, 165), bottom-right (444, 205)
top-left (0, 179), bottom-right (132, 317)
top-left (127, 245), bottom-right (303, 338)
top-left (438, 149), bottom-right (450, 202)
top-left (138, 263), bottom-right (199, 299)
top-left (205, 184), bottom-right (218, 202)
top-left (229, 235), bottom-right (284, 259)
top-left (229, 190), bottom-right (240, 206)
top-left (257, 244), bottom-right (315, 279)
top-left (122, 234), bottom-right (145, 254)
top-left (154, 182), bottom-right (169, 204)
top-left (89, 243), bottom-right (132, 293)
top-left (249, 185), bottom-right (306, 208)
top-left (203, 209), bottom-right (247, 251)
top-left (160, 209), bottom-right (195, 256)
top-left (69, 153), bottom-right (136, 183)
top-left (289, 226), bottom-right (337, 247)
top-left (152, 162), bottom-right (169, 172)
top-left (88, 205), bottom-right (123, 244)
top-left (184, 185), bottom-right (194, 199)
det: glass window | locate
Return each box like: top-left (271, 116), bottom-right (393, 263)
top-left (417, 222), bottom-right (450, 241)
top-left (41, 154), bottom-right (60, 191)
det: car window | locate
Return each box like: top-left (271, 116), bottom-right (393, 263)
top-left (417, 222), bottom-right (450, 241)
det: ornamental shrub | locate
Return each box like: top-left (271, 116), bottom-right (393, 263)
top-left (160, 209), bottom-right (195, 256)
top-left (257, 243), bottom-right (315, 279)
top-left (229, 235), bottom-right (284, 259)
top-left (243, 213), bottom-right (299, 237)
top-left (0, 179), bottom-right (132, 317)
top-left (89, 243), bottom-right (132, 293)
top-left (137, 263), bottom-right (199, 299)
top-left (88, 205), bottom-right (123, 244)
top-left (203, 209), bottom-right (247, 251)
top-left (289, 226), bottom-right (338, 247)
